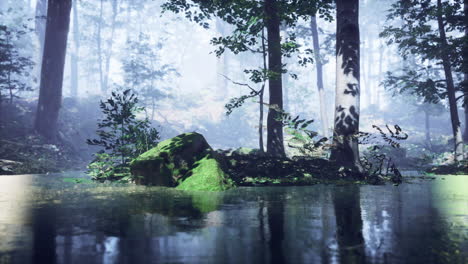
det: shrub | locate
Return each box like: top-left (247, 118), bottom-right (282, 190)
top-left (86, 89), bottom-right (159, 181)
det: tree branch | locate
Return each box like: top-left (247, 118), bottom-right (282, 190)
top-left (220, 74), bottom-right (259, 94)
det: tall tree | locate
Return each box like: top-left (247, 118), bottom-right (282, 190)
top-left (436, 0), bottom-right (464, 161)
top-left (97, 0), bottom-right (104, 93)
top-left (463, 0), bottom-right (468, 142)
top-left (70, 0), bottom-right (79, 98)
top-left (381, 0), bottom-right (465, 161)
top-left (102, 0), bottom-right (119, 94)
top-left (265, 0), bottom-right (285, 156)
top-left (330, 0), bottom-right (362, 172)
top-left (310, 15), bottom-right (329, 138)
top-left (34, 0), bottom-right (72, 140)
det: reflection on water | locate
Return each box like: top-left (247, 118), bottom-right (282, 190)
top-left (0, 173), bottom-right (467, 264)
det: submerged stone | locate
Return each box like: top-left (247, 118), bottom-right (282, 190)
top-left (130, 132), bottom-right (235, 191)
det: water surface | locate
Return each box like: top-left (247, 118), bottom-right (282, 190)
top-left (0, 173), bottom-right (466, 264)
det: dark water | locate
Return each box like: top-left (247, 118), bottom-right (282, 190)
top-left (0, 173), bottom-right (466, 264)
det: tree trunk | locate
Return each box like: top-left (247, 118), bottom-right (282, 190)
top-left (310, 15), bottom-right (329, 138)
top-left (463, 0), bottom-right (468, 142)
top-left (367, 33), bottom-right (373, 106)
top-left (70, 0), bottom-right (79, 98)
top-left (103, 0), bottom-right (118, 93)
top-left (465, 91), bottom-right (468, 143)
top-left (436, 0), bottom-right (464, 161)
top-left (97, 0), bottom-right (104, 94)
top-left (35, 0), bottom-right (47, 77)
top-left (215, 18), bottom-right (229, 99)
top-left (259, 28), bottom-right (268, 153)
top-left (376, 40), bottom-right (384, 108)
top-left (265, 0), bottom-right (285, 157)
top-left (34, 0), bottom-right (72, 141)
top-left (330, 0), bottom-right (362, 172)
top-left (425, 109), bottom-right (432, 150)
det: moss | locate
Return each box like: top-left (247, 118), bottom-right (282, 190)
top-left (176, 155), bottom-right (234, 192)
top-left (130, 132), bottom-right (236, 191)
top-left (233, 147), bottom-right (256, 155)
top-left (132, 132), bottom-right (204, 163)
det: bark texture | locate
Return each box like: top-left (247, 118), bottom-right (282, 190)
top-left (265, 0), bottom-right (285, 157)
top-left (35, 0), bottom-right (72, 140)
top-left (330, 0), bottom-right (362, 171)
top-left (436, 0), bottom-right (464, 161)
top-left (463, 0), bottom-right (468, 142)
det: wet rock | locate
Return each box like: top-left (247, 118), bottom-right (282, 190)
top-left (232, 147), bottom-right (263, 156)
top-left (130, 133), bottom-right (235, 191)
top-left (0, 159), bottom-right (23, 175)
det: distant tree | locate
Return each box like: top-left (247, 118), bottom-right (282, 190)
top-left (330, 0), bottom-right (363, 172)
top-left (35, 0), bottom-right (47, 64)
top-left (34, 0), bottom-right (72, 141)
top-left (121, 32), bottom-right (178, 120)
top-left (381, 0), bottom-right (465, 161)
top-left (70, 0), bottom-right (80, 98)
top-left (223, 26), bottom-right (268, 153)
top-left (383, 64), bottom-right (445, 149)
top-left (310, 15), bottom-right (329, 138)
top-left (0, 23), bottom-right (34, 105)
top-left (78, 0), bottom-right (122, 95)
top-left (101, 0), bottom-right (120, 94)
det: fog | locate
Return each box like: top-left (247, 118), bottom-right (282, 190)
top-left (0, 0), bottom-right (466, 167)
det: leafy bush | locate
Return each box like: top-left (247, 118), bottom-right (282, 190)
top-left (359, 125), bottom-right (408, 183)
top-left (278, 110), bottom-right (328, 157)
top-left (87, 89), bottom-right (159, 181)
top-left (86, 152), bottom-right (115, 180)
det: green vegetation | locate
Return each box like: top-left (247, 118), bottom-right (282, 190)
top-left (130, 133), bottom-right (235, 191)
top-left (176, 155), bottom-right (234, 191)
top-left (0, 13), bottom-right (34, 104)
top-left (87, 89), bottom-right (159, 181)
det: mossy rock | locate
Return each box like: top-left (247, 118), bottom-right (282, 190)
top-left (130, 132), bottom-right (235, 191)
top-left (232, 147), bottom-right (262, 156)
top-left (176, 154), bottom-right (234, 191)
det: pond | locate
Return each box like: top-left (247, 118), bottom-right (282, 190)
top-left (0, 173), bottom-right (467, 264)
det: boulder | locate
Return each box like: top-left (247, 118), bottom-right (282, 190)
top-left (232, 147), bottom-right (262, 156)
top-left (130, 133), bottom-right (234, 191)
top-left (0, 159), bottom-right (22, 175)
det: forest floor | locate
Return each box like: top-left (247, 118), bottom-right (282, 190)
top-left (426, 162), bottom-right (468, 175)
top-left (1, 100), bottom-right (466, 178)
top-left (0, 99), bottom-right (99, 175)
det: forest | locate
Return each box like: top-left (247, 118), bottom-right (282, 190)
top-left (0, 0), bottom-right (467, 263)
